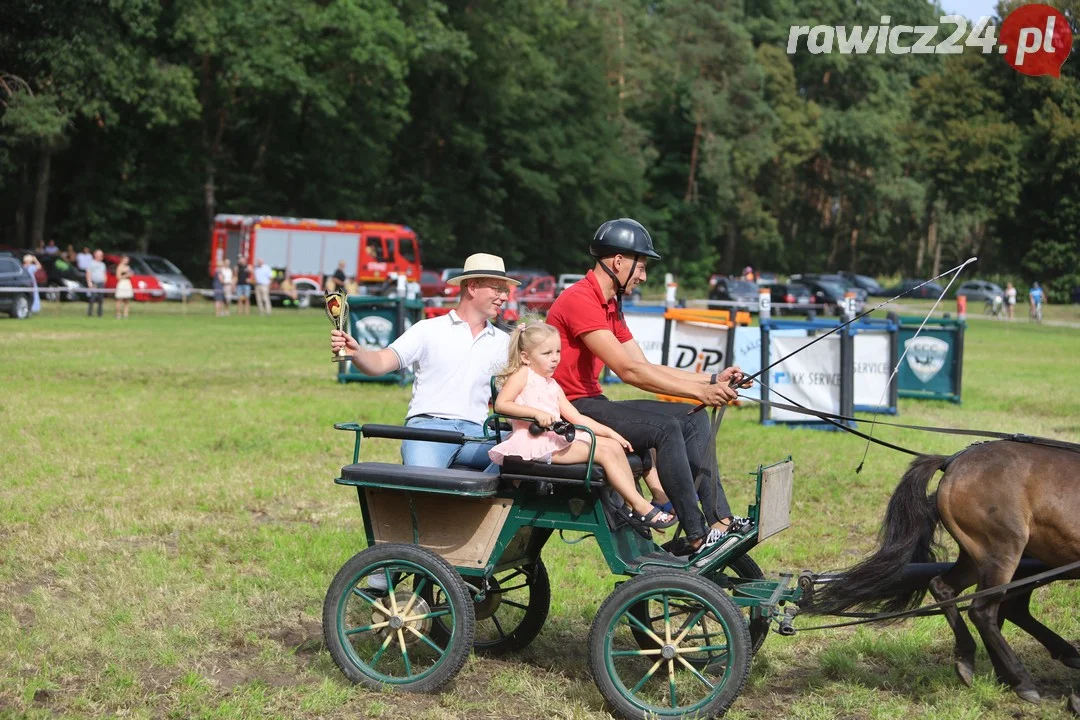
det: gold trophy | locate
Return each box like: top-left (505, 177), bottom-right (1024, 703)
top-left (324, 288), bottom-right (351, 363)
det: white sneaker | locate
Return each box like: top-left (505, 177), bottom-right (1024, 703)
top-left (690, 528), bottom-right (738, 568)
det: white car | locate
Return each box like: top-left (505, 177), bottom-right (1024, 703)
top-left (556, 273), bottom-right (585, 294)
top-left (128, 253), bottom-right (194, 301)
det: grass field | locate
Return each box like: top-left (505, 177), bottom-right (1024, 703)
top-left (2, 300), bottom-right (1078, 719)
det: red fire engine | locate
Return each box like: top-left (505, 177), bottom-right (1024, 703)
top-left (210, 215), bottom-right (422, 303)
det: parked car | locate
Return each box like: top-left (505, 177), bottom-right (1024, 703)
top-left (708, 277), bottom-right (759, 307)
top-left (881, 279), bottom-right (946, 299)
top-left (838, 271), bottom-right (885, 296)
top-left (810, 274), bottom-right (869, 304)
top-left (103, 253), bottom-right (165, 302)
top-left (755, 271), bottom-right (780, 287)
top-left (513, 274), bottom-right (557, 313)
top-left (0, 252), bottom-right (34, 318)
top-left (420, 270), bottom-right (446, 298)
top-left (556, 273), bottom-right (585, 294)
top-left (126, 253), bottom-right (193, 301)
top-left (37, 254), bottom-right (88, 302)
top-left (0, 245), bottom-right (46, 285)
top-left (955, 280), bottom-right (1004, 303)
top-left (440, 267), bottom-right (464, 298)
top-left (769, 282), bottom-right (813, 315)
top-left (797, 277), bottom-right (864, 315)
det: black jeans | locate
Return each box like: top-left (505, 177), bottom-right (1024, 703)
top-left (572, 396), bottom-right (732, 541)
top-left (87, 288), bottom-right (103, 316)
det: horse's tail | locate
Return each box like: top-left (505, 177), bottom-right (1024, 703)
top-left (807, 453), bottom-right (947, 616)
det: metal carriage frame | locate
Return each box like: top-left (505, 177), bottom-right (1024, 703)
top-left (322, 417), bottom-right (800, 719)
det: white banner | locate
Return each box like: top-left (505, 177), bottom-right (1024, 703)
top-left (853, 332), bottom-right (892, 409)
top-left (767, 334), bottom-right (841, 422)
top-left (733, 326), bottom-right (809, 401)
top-left (666, 321), bottom-right (728, 374)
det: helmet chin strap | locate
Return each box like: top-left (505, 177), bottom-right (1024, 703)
top-left (598, 255), bottom-right (640, 320)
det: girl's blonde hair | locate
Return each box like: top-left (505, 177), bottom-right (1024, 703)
top-left (495, 318), bottom-right (559, 386)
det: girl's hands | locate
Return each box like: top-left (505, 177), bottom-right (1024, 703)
top-left (533, 412), bottom-right (556, 428)
top-left (608, 431), bottom-right (633, 452)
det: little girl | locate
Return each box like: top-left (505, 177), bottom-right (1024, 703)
top-left (489, 320), bottom-right (675, 534)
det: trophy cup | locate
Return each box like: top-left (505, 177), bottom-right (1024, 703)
top-left (324, 289), bottom-right (351, 363)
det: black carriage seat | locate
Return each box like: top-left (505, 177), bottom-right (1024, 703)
top-left (338, 463), bottom-right (499, 496)
top-left (498, 452), bottom-right (644, 489)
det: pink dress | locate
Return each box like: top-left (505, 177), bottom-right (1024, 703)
top-left (489, 368), bottom-right (587, 464)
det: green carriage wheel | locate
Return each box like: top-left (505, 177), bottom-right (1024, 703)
top-left (630, 554), bottom-right (769, 663)
top-left (425, 559), bottom-right (551, 656)
top-left (589, 571), bottom-right (751, 719)
top-left (322, 543), bottom-right (475, 693)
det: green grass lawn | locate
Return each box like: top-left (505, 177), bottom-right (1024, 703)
top-left (2, 300), bottom-right (1078, 719)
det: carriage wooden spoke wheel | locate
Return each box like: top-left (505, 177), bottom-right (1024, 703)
top-left (322, 544), bottom-right (475, 692)
top-left (589, 572), bottom-right (751, 719)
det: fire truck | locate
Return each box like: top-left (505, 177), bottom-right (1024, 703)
top-left (210, 215), bottom-right (422, 305)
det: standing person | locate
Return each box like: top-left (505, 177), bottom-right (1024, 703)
top-left (330, 253), bottom-right (519, 469)
top-left (63, 244), bottom-right (77, 263)
top-left (85, 250), bottom-right (107, 317)
top-left (547, 218), bottom-right (749, 563)
top-left (489, 320), bottom-right (676, 535)
top-left (43, 239), bottom-right (59, 256)
top-left (331, 260), bottom-right (347, 291)
top-left (1005, 282), bottom-right (1017, 320)
top-left (253, 258), bottom-right (273, 316)
top-left (235, 257), bottom-right (252, 316)
top-left (219, 259), bottom-right (233, 311)
top-left (1029, 281), bottom-right (1045, 323)
top-left (22, 255), bottom-right (42, 314)
top-left (114, 255), bottom-right (134, 319)
top-left (76, 246), bottom-right (93, 271)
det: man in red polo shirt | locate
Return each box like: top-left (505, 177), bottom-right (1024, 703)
top-left (547, 218), bottom-right (748, 563)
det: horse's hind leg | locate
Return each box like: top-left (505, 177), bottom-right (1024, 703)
top-left (968, 562), bottom-right (1042, 703)
top-left (929, 552), bottom-right (979, 686)
top-left (1001, 588), bottom-right (1080, 670)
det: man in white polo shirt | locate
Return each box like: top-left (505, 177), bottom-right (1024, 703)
top-left (330, 253), bottom-right (518, 469)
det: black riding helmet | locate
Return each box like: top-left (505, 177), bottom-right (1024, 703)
top-left (589, 218), bottom-right (661, 260)
top-left (589, 218), bottom-right (659, 319)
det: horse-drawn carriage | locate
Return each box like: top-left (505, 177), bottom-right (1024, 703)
top-left (321, 419), bottom-right (801, 719)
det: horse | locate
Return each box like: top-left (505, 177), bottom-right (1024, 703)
top-left (807, 438), bottom-right (1080, 704)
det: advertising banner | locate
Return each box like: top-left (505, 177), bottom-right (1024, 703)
top-left (766, 334), bottom-right (841, 422)
top-left (733, 326), bottom-right (808, 402)
top-left (896, 321), bottom-right (963, 402)
top-left (853, 332), bottom-right (892, 410)
top-left (666, 321), bottom-right (729, 375)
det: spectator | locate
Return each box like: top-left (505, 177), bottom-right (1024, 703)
top-left (331, 260), bottom-right (348, 291)
top-left (213, 262), bottom-right (228, 317)
top-left (85, 249), bottom-right (107, 317)
top-left (280, 275), bottom-right (299, 306)
top-left (75, 246), bottom-right (93, 271)
top-left (253, 258), bottom-right (273, 315)
top-left (1005, 282), bottom-right (1017, 320)
top-left (219, 259), bottom-right (233, 307)
top-left (114, 255), bottom-right (134, 319)
top-left (1029, 282), bottom-right (1045, 323)
top-left (22, 254), bottom-right (42, 314)
top-left (63, 244), bottom-right (76, 263)
top-left (43, 239), bottom-right (59, 256)
top-left (235, 256), bottom-right (252, 316)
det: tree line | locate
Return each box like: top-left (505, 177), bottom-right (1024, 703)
top-left (2, 0), bottom-right (1077, 298)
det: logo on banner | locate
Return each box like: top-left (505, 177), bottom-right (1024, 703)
top-left (904, 336), bottom-right (949, 383)
top-left (672, 345), bottom-right (724, 373)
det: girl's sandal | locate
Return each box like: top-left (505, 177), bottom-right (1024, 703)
top-left (625, 506), bottom-right (677, 538)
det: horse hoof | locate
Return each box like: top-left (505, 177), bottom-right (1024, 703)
top-left (1067, 692), bottom-right (1080, 716)
top-left (1015, 688), bottom-right (1041, 704)
top-left (955, 661), bottom-right (975, 687)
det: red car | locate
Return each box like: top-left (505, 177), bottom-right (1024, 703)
top-left (104, 253), bottom-right (165, 302)
top-left (420, 270), bottom-right (446, 298)
top-left (511, 273), bottom-right (556, 313)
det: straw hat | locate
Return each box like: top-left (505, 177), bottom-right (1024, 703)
top-left (447, 253), bottom-right (520, 287)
